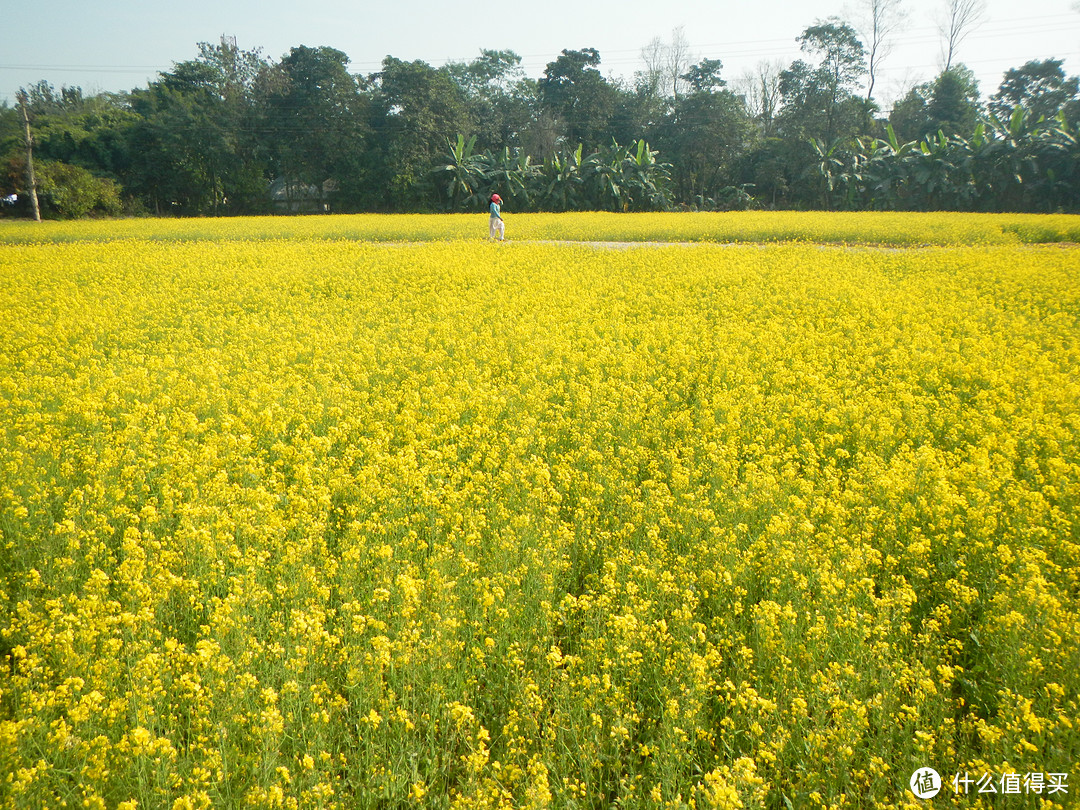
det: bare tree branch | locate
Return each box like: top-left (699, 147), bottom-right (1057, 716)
top-left (638, 28), bottom-right (695, 103)
top-left (733, 59), bottom-right (785, 134)
top-left (855, 0), bottom-right (908, 102)
top-left (938, 0), bottom-right (987, 71)
top-left (666, 27), bottom-right (693, 103)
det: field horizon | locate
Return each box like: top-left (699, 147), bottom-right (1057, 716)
top-left (3, 209), bottom-right (1080, 248)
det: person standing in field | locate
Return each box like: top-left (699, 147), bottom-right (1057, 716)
top-left (489, 193), bottom-right (505, 241)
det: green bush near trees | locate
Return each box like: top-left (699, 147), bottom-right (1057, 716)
top-left (35, 161), bottom-right (123, 218)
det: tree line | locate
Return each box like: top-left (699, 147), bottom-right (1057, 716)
top-left (3, 17), bottom-right (1080, 218)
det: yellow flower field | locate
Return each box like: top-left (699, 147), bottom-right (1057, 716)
top-left (1, 210), bottom-right (1079, 246)
top-left (1, 216), bottom-right (1078, 808)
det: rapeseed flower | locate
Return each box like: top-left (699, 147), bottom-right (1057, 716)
top-left (1, 217), bottom-right (1077, 808)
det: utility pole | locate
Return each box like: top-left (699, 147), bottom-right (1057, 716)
top-left (15, 90), bottom-right (41, 222)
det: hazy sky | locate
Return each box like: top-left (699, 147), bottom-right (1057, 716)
top-left (2, 0), bottom-right (1078, 109)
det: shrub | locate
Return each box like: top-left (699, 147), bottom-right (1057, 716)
top-left (36, 161), bottom-right (123, 218)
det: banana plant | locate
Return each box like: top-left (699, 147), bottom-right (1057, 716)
top-left (624, 139), bottom-right (673, 211)
top-left (853, 125), bottom-right (917, 209)
top-left (1035, 114), bottom-right (1080, 211)
top-left (435, 133), bottom-right (491, 211)
top-left (809, 137), bottom-right (849, 209)
top-left (910, 130), bottom-right (976, 210)
top-left (587, 140), bottom-right (631, 211)
top-left (539, 144), bottom-right (586, 212)
top-left (487, 146), bottom-right (537, 210)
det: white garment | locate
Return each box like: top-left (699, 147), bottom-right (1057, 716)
top-left (489, 216), bottom-right (505, 240)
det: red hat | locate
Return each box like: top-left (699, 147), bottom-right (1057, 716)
top-left (491, 194), bottom-right (502, 203)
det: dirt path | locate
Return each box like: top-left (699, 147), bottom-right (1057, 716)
top-left (523, 240), bottom-right (697, 249)
top-left (517, 239), bottom-right (1080, 251)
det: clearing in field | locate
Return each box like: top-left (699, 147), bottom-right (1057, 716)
top-left (1, 213), bottom-right (1078, 809)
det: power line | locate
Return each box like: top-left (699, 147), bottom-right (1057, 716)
top-left (2, 12), bottom-right (1076, 76)
top-left (0, 64), bottom-right (170, 71)
top-left (4, 12), bottom-right (1078, 106)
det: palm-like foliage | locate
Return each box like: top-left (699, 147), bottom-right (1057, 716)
top-left (846, 127), bottom-right (914, 209)
top-left (487, 147), bottom-right (538, 210)
top-left (435, 133), bottom-right (490, 211)
top-left (811, 109), bottom-right (1080, 212)
top-left (539, 144), bottom-right (587, 212)
top-left (623, 139), bottom-right (673, 211)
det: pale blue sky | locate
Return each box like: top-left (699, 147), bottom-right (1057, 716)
top-left (2, 0), bottom-right (1078, 108)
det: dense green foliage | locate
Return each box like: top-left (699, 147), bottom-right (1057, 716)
top-left (2, 30), bottom-right (1079, 217)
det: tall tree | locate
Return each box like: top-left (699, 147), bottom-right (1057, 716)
top-left (638, 37), bottom-right (666, 103)
top-left (658, 78), bottom-right (752, 205)
top-left (446, 50), bottom-right (533, 152)
top-left (890, 65), bottom-right (980, 140)
top-left (938, 0), bottom-right (986, 72)
top-left (368, 56), bottom-right (472, 208)
top-left (774, 19), bottom-right (870, 207)
top-left (989, 58), bottom-right (1080, 124)
top-left (856, 0), bottom-right (907, 102)
top-left (265, 45), bottom-right (370, 209)
top-left (127, 40), bottom-right (276, 214)
top-left (779, 19), bottom-right (869, 144)
top-left (926, 65), bottom-right (981, 135)
top-left (538, 49), bottom-right (620, 150)
top-left (630, 40), bottom-right (669, 137)
top-left (637, 29), bottom-right (695, 106)
top-left (665, 27), bottom-right (693, 104)
top-left (735, 60), bottom-right (785, 137)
